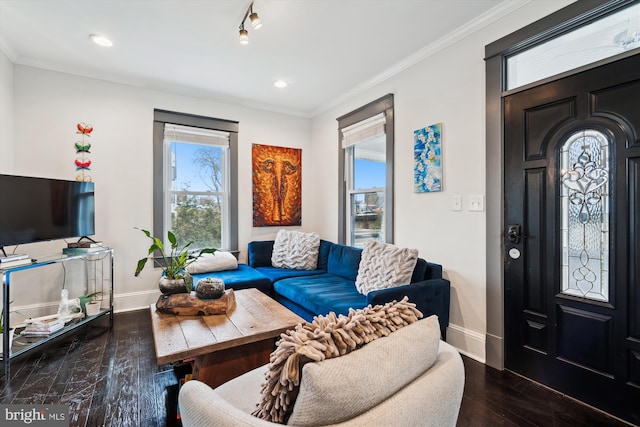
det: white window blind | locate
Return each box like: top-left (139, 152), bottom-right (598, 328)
top-left (341, 113), bottom-right (386, 149)
top-left (164, 123), bottom-right (230, 147)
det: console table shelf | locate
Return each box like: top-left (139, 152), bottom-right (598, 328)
top-left (1, 247), bottom-right (114, 379)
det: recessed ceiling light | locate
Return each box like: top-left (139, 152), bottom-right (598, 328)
top-left (274, 80), bottom-right (288, 88)
top-left (90, 34), bottom-right (113, 47)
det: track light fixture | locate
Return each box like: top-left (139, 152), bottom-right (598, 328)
top-left (239, 1), bottom-right (262, 44)
top-left (249, 6), bottom-right (262, 30)
top-left (239, 26), bottom-right (249, 45)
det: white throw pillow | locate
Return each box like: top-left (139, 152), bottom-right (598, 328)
top-left (185, 251), bottom-right (238, 274)
top-left (287, 315), bottom-right (441, 426)
top-left (355, 240), bottom-right (418, 295)
top-left (271, 230), bottom-right (320, 270)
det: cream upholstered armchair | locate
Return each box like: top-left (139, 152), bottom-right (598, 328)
top-left (178, 315), bottom-right (465, 427)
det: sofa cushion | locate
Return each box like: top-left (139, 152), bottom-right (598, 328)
top-left (287, 315), bottom-right (441, 426)
top-left (271, 230), bottom-right (320, 270)
top-left (316, 240), bottom-right (332, 270)
top-left (185, 251), bottom-right (238, 274)
top-left (213, 365), bottom-right (266, 415)
top-left (247, 240), bottom-right (275, 267)
top-left (355, 240), bottom-right (418, 295)
top-left (327, 244), bottom-right (362, 281)
top-left (190, 264), bottom-right (272, 293)
top-left (410, 257), bottom-right (428, 283)
top-left (273, 273), bottom-right (367, 317)
top-left (254, 266), bottom-right (325, 282)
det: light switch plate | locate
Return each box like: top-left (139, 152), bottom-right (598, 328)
top-left (452, 195), bottom-right (462, 211)
top-left (468, 195), bottom-right (484, 212)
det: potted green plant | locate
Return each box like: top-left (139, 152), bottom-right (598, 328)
top-left (79, 292), bottom-right (103, 315)
top-left (134, 228), bottom-right (216, 295)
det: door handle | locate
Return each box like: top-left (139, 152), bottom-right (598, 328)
top-left (507, 224), bottom-right (523, 244)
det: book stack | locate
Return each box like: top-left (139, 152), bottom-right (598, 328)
top-left (67, 241), bottom-right (102, 249)
top-left (62, 246), bottom-right (103, 255)
top-left (0, 254), bottom-right (33, 269)
top-left (22, 318), bottom-right (65, 337)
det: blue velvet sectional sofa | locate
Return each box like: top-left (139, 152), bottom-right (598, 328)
top-left (191, 239), bottom-right (450, 337)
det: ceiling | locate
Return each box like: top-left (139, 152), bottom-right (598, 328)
top-left (0, 0), bottom-right (512, 118)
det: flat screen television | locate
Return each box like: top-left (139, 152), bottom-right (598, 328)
top-left (0, 175), bottom-right (95, 248)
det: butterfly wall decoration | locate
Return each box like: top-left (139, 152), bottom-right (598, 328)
top-left (75, 122), bottom-right (93, 182)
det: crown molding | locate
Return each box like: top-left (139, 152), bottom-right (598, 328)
top-left (310, 0), bottom-right (531, 118)
top-left (13, 58), bottom-right (311, 119)
top-left (3, 0), bottom-right (531, 120)
top-left (0, 36), bottom-right (18, 63)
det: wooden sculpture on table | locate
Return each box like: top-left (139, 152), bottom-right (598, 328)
top-left (75, 122), bottom-right (93, 182)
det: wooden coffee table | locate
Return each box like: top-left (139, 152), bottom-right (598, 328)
top-left (150, 288), bottom-right (304, 388)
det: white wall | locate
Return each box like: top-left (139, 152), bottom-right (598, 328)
top-left (7, 65), bottom-right (311, 313)
top-left (0, 50), bottom-right (14, 172)
top-left (309, 0), bottom-right (572, 361)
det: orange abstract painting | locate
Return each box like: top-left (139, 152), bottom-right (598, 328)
top-left (252, 144), bottom-right (302, 227)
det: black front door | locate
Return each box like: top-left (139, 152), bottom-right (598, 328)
top-left (504, 53), bottom-right (640, 424)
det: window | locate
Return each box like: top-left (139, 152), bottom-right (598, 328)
top-left (343, 114), bottom-right (386, 246)
top-left (153, 110), bottom-right (238, 251)
top-left (164, 124), bottom-right (229, 249)
top-left (506, 2), bottom-right (639, 90)
top-left (560, 129), bottom-right (610, 302)
top-left (337, 95), bottom-right (394, 246)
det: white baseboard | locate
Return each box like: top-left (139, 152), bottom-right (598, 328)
top-left (10, 290), bottom-right (161, 320)
top-left (446, 323), bottom-right (486, 364)
top-left (113, 290), bottom-right (160, 313)
top-left (9, 301), bottom-right (60, 320)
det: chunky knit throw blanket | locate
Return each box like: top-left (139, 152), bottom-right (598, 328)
top-left (252, 297), bottom-right (423, 423)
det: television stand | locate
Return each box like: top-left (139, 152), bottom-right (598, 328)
top-left (1, 247), bottom-right (113, 380)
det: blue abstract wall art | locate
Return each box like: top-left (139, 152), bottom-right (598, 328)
top-left (414, 123), bottom-right (442, 193)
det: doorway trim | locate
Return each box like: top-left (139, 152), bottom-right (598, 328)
top-left (484, 0), bottom-right (637, 370)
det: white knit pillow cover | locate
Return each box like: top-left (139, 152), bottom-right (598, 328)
top-left (271, 230), bottom-right (320, 270)
top-left (355, 240), bottom-right (418, 295)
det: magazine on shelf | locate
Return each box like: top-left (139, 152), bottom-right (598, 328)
top-left (23, 317), bottom-right (65, 334)
top-left (20, 316), bottom-right (67, 338)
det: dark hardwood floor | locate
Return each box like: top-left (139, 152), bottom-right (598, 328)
top-left (0, 309), bottom-right (634, 427)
